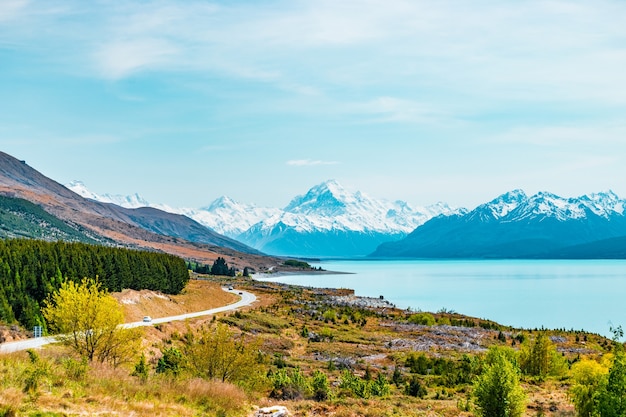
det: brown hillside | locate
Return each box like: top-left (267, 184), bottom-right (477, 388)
top-left (0, 151), bottom-right (281, 270)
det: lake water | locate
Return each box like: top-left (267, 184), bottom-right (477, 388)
top-left (257, 259), bottom-right (626, 336)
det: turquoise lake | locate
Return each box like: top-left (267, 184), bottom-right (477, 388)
top-left (257, 259), bottom-right (626, 336)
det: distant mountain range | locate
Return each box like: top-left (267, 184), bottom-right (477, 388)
top-left (4, 150), bottom-right (626, 260)
top-left (371, 189), bottom-right (626, 258)
top-left (0, 151), bottom-right (275, 271)
top-left (68, 179), bottom-right (457, 257)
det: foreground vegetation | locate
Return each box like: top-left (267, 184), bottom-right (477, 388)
top-left (2, 273), bottom-right (625, 416)
top-left (0, 239), bottom-right (189, 329)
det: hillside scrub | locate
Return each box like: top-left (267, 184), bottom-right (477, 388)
top-left (1, 274), bottom-right (615, 415)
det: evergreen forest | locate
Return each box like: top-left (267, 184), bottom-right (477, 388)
top-left (0, 239), bottom-right (189, 329)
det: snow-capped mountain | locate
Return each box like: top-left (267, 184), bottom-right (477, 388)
top-left (66, 181), bottom-right (274, 237)
top-left (177, 197), bottom-right (282, 238)
top-left (372, 189), bottom-right (626, 259)
top-left (237, 180), bottom-right (457, 257)
top-left (67, 181), bottom-right (150, 209)
top-left (66, 179), bottom-right (457, 257)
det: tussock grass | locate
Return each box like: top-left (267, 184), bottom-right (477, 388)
top-left (0, 349), bottom-right (249, 416)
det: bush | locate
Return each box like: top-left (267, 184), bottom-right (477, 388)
top-left (473, 347), bottom-right (525, 417)
top-left (372, 373), bottom-right (390, 397)
top-left (518, 332), bottom-right (567, 380)
top-left (156, 347), bottom-right (184, 377)
top-left (270, 368), bottom-right (311, 400)
top-left (408, 312), bottom-right (436, 326)
top-left (405, 376), bottom-right (427, 398)
top-left (311, 370), bottom-right (332, 401)
top-left (131, 353), bottom-right (149, 383)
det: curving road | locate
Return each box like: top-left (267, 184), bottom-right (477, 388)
top-left (0, 287), bottom-right (256, 354)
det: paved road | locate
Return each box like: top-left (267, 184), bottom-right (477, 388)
top-left (0, 287), bottom-right (256, 354)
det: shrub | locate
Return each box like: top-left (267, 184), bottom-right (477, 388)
top-left (311, 370), bottom-right (332, 401)
top-left (131, 353), bottom-right (149, 383)
top-left (270, 368), bottom-right (311, 400)
top-left (473, 347), bottom-right (525, 417)
top-left (156, 347), bottom-right (184, 377)
top-left (408, 312), bottom-right (435, 326)
top-left (405, 376), bottom-right (427, 398)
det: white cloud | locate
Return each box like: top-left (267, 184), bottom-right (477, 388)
top-left (287, 159), bottom-right (339, 167)
top-left (0, 0), bottom-right (28, 22)
top-left (351, 96), bottom-right (448, 124)
top-left (94, 38), bottom-right (179, 79)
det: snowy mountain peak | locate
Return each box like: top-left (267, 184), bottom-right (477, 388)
top-left (472, 189), bottom-right (626, 222)
top-left (66, 180), bottom-right (101, 201)
top-left (284, 180), bottom-right (354, 215)
top-left (481, 189), bottom-right (528, 218)
top-left (66, 180), bottom-right (149, 208)
top-left (206, 196), bottom-right (239, 211)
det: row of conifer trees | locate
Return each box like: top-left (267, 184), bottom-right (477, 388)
top-left (0, 239), bottom-right (189, 329)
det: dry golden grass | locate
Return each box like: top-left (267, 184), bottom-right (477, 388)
top-left (112, 279), bottom-right (238, 322)
top-left (0, 349), bottom-right (251, 417)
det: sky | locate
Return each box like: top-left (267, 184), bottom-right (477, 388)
top-left (1, 0), bottom-right (626, 210)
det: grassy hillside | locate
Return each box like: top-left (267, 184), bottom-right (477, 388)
top-left (0, 195), bottom-right (103, 244)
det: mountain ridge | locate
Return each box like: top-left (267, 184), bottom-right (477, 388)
top-left (371, 189), bottom-right (626, 259)
top-left (0, 151), bottom-right (270, 269)
top-left (68, 179), bottom-right (458, 257)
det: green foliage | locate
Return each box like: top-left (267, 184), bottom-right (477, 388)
top-left (0, 195), bottom-right (100, 244)
top-left (0, 239), bottom-right (189, 328)
top-left (156, 347), bottom-right (184, 377)
top-left (300, 325), bottom-right (309, 338)
top-left (183, 324), bottom-right (266, 390)
top-left (132, 353), bottom-right (149, 383)
top-left (62, 357), bottom-right (88, 380)
top-left (406, 352), bottom-right (430, 374)
top-left (338, 369), bottom-right (390, 399)
top-left (270, 367), bottom-right (312, 400)
top-left (210, 257), bottom-right (236, 276)
top-left (43, 277), bottom-right (142, 365)
top-left (311, 370), bottom-right (332, 401)
top-left (597, 347), bottom-right (626, 417)
top-left (404, 352), bottom-right (480, 387)
top-left (323, 309), bottom-right (337, 323)
top-left (283, 259), bottom-right (312, 269)
top-left (371, 372), bottom-right (391, 397)
top-left (405, 376), bottom-right (427, 398)
top-left (407, 312), bottom-right (436, 326)
top-left (519, 331), bottom-right (567, 380)
top-left (570, 359), bottom-right (608, 417)
top-left (392, 365), bottom-right (404, 386)
top-left (22, 349), bottom-right (51, 396)
top-left (472, 346), bottom-right (526, 417)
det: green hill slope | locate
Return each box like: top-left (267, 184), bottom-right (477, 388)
top-left (0, 195), bottom-right (103, 244)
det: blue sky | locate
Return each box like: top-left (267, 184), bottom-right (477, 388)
top-left (1, 0), bottom-right (626, 210)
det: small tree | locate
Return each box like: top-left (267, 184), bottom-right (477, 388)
top-left (132, 353), bottom-right (150, 383)
top-left (473, 347), bottom-right (526, 417)
top-left (311, 370), bottom-right (331, 401)
top-left (570, 359), bottom-right (608, 417)
top-left (597, 327), bottom-right (626, 417)
top-left (42, 277), bottom-right (140, 365)
top-left (156, 347), bottom-right (184, 377)
top-left (184, 323), bottom-right (265, 389)
top-left (519, 331), bottom-right (566, 380)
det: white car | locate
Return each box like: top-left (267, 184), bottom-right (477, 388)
top-left (143, 316), bottom-right (152, 323)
